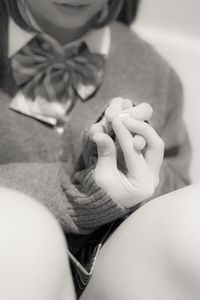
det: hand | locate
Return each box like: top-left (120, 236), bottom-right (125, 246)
top-left (89, 97), bottom-right (153, 151)
top-left (91, 117), bottom-right (164, 208)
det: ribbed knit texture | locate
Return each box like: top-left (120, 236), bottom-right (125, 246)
top-left (0, 21), bottom-right (191, 236)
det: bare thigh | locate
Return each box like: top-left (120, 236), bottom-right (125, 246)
top-left (0, 188), bottom-right (76, 300)
top-left (81, 184), bottom-right (200, 300)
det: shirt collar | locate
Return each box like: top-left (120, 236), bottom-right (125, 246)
top-left (8, 17), bottom-right (111, 58)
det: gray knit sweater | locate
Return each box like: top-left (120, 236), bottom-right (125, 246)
top-left (0, 22), bottom-right (191, 235)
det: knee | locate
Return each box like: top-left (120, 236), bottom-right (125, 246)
top-left (163, 193), bottom-right (200, 275)
top-left (0, 187), bottom-right (67, 251)
top-left (0, 188), bottom-right (71, 298)
top-left (111, 183), bottom-right (200, 269)
top-left (134, 183), bottom-right (200, 282)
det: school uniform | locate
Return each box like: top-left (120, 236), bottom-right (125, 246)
top-left (0, 9), bottom-right (191, 297)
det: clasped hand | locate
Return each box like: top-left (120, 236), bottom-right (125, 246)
top-left (89, 98), bottom-right (164, 208)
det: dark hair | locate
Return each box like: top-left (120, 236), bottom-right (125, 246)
top-left (94, 0), bottom-right (141, 28)
top-left (6, 0), bottom-right (35, 32)
top-left (118, 0), bottom-right (140, 25)
top-left (0, 0), bottom-right (9, 89)
top-left (93, 0), bottom-right (124, 28)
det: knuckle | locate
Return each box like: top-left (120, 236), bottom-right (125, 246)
top-left (141, 102), bottom-right (153, 114)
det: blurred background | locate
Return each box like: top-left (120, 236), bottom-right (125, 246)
top-left (129, 0), bottom-right (200, 183)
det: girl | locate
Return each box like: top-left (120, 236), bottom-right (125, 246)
top-left (0, 0), bottom-right (192, 299)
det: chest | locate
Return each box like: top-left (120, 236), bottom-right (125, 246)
top-left (0, 52), bottom-right (168, 167)
top-left (0, 95), bottom-right (60, 163)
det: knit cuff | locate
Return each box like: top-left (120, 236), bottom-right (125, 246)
top-left (66, 167), bottom-right (130, 233)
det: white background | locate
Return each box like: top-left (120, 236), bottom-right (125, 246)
top-left (132, 0), bottom-right (200, 183)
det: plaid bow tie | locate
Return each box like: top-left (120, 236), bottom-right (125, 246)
top-left (10, 33), bottom-right (105, 126)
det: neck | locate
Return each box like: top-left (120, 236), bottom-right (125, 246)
top-left (36, 19), bottom-right (91, 45)
top-left (28, 8), bottom-right (92, 45)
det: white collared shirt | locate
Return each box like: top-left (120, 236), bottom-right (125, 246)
top-left (9, 17), bottom-right (111, 133)
top-left (8, 17), bottom-right (111, 58)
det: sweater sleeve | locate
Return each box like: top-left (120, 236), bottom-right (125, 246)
top-left (81, 66), bottom-right (191, 203)
top-left (153, 66), bottom-right (191, 198)
top-left (0, 162), bottom-right (128, 234)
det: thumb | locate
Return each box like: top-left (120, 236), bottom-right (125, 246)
top-left (93, 133), bottom-right (117, 167)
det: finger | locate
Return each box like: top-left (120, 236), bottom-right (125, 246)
top-left (97, 115), bottom-right (111, 134)
top-left (93, 132), bottom-right (117, 169)
top-left (105, 97), bottom-right (124, 122)
top-left (121, 98), bottom-right (133, 110)
top-left (120, 103), bottom-right (153, 121)
top-left (123, 119), bottom-right (164, 172)
top-left (132, 135), bottom-right (146, 151)
top-left (100, 115), bottom-right (112, 134)
top-left (88, 122), bottom-right (105, 141)
top-left (109, 97), bottom-right (124, 109)
top-left (112, 117), bottom-right (146, 176)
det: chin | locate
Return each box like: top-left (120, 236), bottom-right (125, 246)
top-left (53, 18), bottom-right (92, 29)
